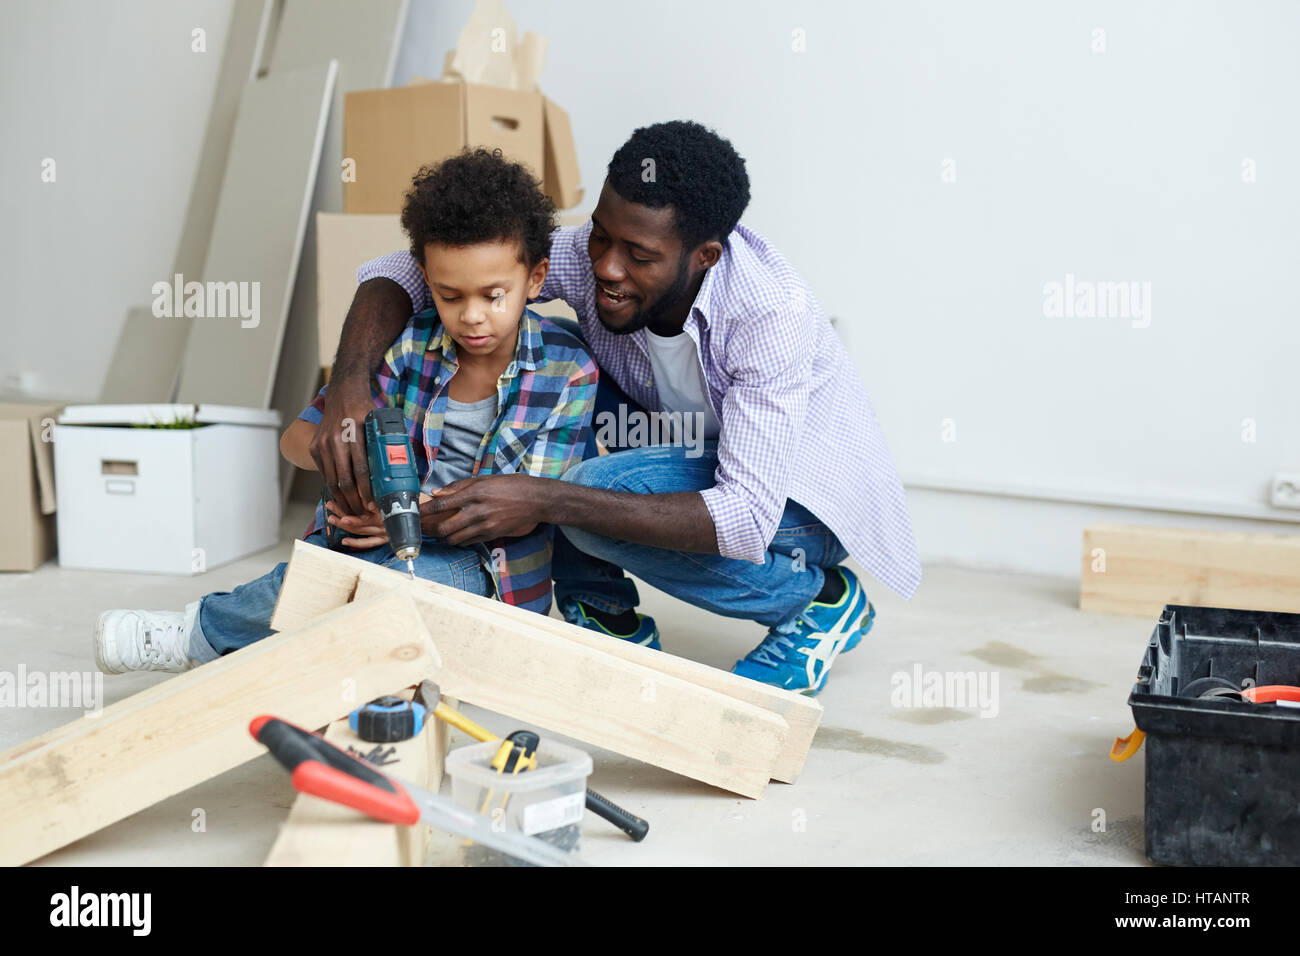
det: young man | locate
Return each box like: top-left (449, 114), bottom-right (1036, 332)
top-left (318, 121), bottom-right (921, 697)
top-left (94, 148), bottom-right (598, 674)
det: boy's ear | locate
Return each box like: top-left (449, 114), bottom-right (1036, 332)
top-left (527, 257), bottom-right (549, 299)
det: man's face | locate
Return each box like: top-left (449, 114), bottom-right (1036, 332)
top-left (419, 239), bottom-right (547, 363)
top-left (587, 181), bottom-right (697, 335)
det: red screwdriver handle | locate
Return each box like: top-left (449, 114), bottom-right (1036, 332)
top-left (249, 716), bottom-right (421, 825)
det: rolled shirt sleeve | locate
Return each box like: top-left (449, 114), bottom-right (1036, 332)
top-left (697, 297), bottom-right (814, 563)
top-left (357, 251), bottom-right (433, 312)
top-left (298, 385), bottom-right (329, 425)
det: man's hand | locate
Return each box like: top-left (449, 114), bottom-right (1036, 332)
top-left (310, 381), bottom-right (374, 516)
top-left (420, 474), bottom-right (550, 545)
top-left (325, 499), bottom-right (388, 549)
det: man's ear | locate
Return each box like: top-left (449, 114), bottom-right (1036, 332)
top-left (695, 240), bottom-right (723, 271)
top-left (527, 257), bottom-right (549, 299)
top-left (416, 259), bottom-right (430, 290)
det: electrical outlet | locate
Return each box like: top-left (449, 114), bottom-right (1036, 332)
top-left (1271, 473), bottom-right (1300, 509)
top-left (1, 370), bottom-right (39, 394)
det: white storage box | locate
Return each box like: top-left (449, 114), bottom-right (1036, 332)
top-left (54, 404), bottom-right (281, 574)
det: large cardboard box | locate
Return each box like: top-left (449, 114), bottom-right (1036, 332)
top-left (0, 403), bottom-right (62, 571)
top-left (343, 80), bottom-right (583, 214)
top-left (315, 211), bottom-right (408, 367)
top-left (54, 404), bottom-right (281, 575)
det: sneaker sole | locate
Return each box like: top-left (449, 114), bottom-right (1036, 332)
top-left (798, 604), bottom-right (875, 696)
top-left (93, 611), bottom-right (126, 674)
top-left (841, 603), bottom-right (876, 653)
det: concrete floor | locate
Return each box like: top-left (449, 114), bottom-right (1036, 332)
top-left (2, 503), bottom-right (1152, 866)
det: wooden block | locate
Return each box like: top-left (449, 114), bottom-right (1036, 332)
top-left (0, 591), bottom-right (439, 867)
top-left (1081, 523), bottom-right (1300, 617)
top-left (272, 542), bottom-right (788, 798)
top-left (273, 539), bottom-right (822, 783)
top-left (264, 687), bottom-right (453, 867)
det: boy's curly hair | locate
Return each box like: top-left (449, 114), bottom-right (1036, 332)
top-left (401, 147), bottom-right (556, 267)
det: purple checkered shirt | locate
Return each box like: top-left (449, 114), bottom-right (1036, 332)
top-left (359, 221), bottom-right (921, 598)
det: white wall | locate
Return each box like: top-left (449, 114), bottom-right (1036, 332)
top-left (5, 0), bottom-right (1295, 579)
top-left (396, 0), bottom-right (1300, 578)
top-left (0, 0), bottom-right (233, 401)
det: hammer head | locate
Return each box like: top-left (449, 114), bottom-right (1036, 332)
top-left (414, 679), bottom-right (440, 710)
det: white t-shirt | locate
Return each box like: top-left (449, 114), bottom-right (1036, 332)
top-left (644, 328), bottom-right (722, 442)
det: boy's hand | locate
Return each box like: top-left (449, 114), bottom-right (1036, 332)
top-left (420, 475), bottom-right (547, 544)
top-left (325, 499), bottom-right (387, 549)
top-left (311, 382), bottom-right (375, 516)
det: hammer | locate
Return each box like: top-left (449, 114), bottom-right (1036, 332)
top-left (416, 680), bottom-right (649, 842)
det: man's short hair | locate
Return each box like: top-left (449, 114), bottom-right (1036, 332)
top-left (606, 120), bottom-right (751, 249)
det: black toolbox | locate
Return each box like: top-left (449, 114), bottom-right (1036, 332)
top-left (1129, 604), bottom-right (1300, 865)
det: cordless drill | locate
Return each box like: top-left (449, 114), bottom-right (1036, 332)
top-left (324, 407), bottom-right (421, 579)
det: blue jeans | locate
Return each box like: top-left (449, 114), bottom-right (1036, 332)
top-left (546, 312), bottom-right (848, 631)
top-left (553, 445), bottom-right (848, 630)
top-left (187, 530), bottom-right (491, 663)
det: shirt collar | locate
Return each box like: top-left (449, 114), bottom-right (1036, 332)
top-left (688, 242), bottom-right (730, 330)
top-left (425, 308), bottom-right (546, 377)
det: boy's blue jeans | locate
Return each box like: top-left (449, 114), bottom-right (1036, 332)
top-left (187, 530), bottom-right (490, 664)
top-left (548, 318), bottom-right (849, 633)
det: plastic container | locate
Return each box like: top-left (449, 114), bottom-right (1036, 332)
top-left (446, 736), bottom-right (592, 866)
top-left (1127, 604), bottom-right (1300, 866)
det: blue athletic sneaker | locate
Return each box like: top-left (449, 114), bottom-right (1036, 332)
top-left (731, 567), bottom-right (874, 695)
top-left (560, 600), bottom-right (662, 650)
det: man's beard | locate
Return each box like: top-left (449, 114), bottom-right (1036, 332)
top-left (598, 254), bottom-right (693, 335)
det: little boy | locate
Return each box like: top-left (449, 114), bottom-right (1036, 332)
top-left (94, 148), bottom-right (599, 674)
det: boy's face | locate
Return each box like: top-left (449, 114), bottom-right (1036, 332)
top-left (418, 240), bottom-right (548, 363)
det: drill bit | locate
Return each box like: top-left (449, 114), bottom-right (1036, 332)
top-left (406, 559), bottom-right (416, 581)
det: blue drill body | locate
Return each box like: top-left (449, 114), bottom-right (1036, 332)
top-left (364, 408), bottom-right (422, 576)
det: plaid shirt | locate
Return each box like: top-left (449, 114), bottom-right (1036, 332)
top-left (300, 307), bottom-right (599, 614)
top-left (360, 221), bottom-right (921, 600)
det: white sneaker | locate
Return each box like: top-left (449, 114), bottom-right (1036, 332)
top-left (94, 609), bottom-right (193, 674)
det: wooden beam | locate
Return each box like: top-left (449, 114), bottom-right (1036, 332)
top-left (264, 688), bottom-right (454, 867)
top-left (365, 577), bottom-right (784, 798)
top-left (1081, 523), bottom-right (1300, 617)
top-left (272, 542), bottom-right (788, 798)
top-left (0, 591), bottom-right (440, 867)
top-left (272, 539), bottom-right (821, 783)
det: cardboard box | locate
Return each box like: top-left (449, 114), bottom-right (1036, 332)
top-left (0, 403), bottom-right (62, 571)
top-left (343, 80), bottom-right (583, 214)
top-left (54, 404), bottom-right (282, 575)
top-left (315, 211), bottom-right (409, 367)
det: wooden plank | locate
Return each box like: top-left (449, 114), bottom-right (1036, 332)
top-left (271, 542), bottom-right (788, 798)
top-left (265, 0), bottom-right (406, 505)
top-left (175, 62), bottom-right (337, 411)
top-left (1081, 523), bottom-right (1300, 617)
top-left (272, 539), bottom-right (822, 783)
top-left (100, 1), bottom-right (274, 405)
top-left (264, 687), bottom-right (452, 867)
top-left (267, 0), bottom-right (407, 213)
top-left (368, 578), bottom-right (783, 798)
top-left (99, 305), bottom-right (193, 404)
top-left (0, 591), bottom-right (439, 867)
